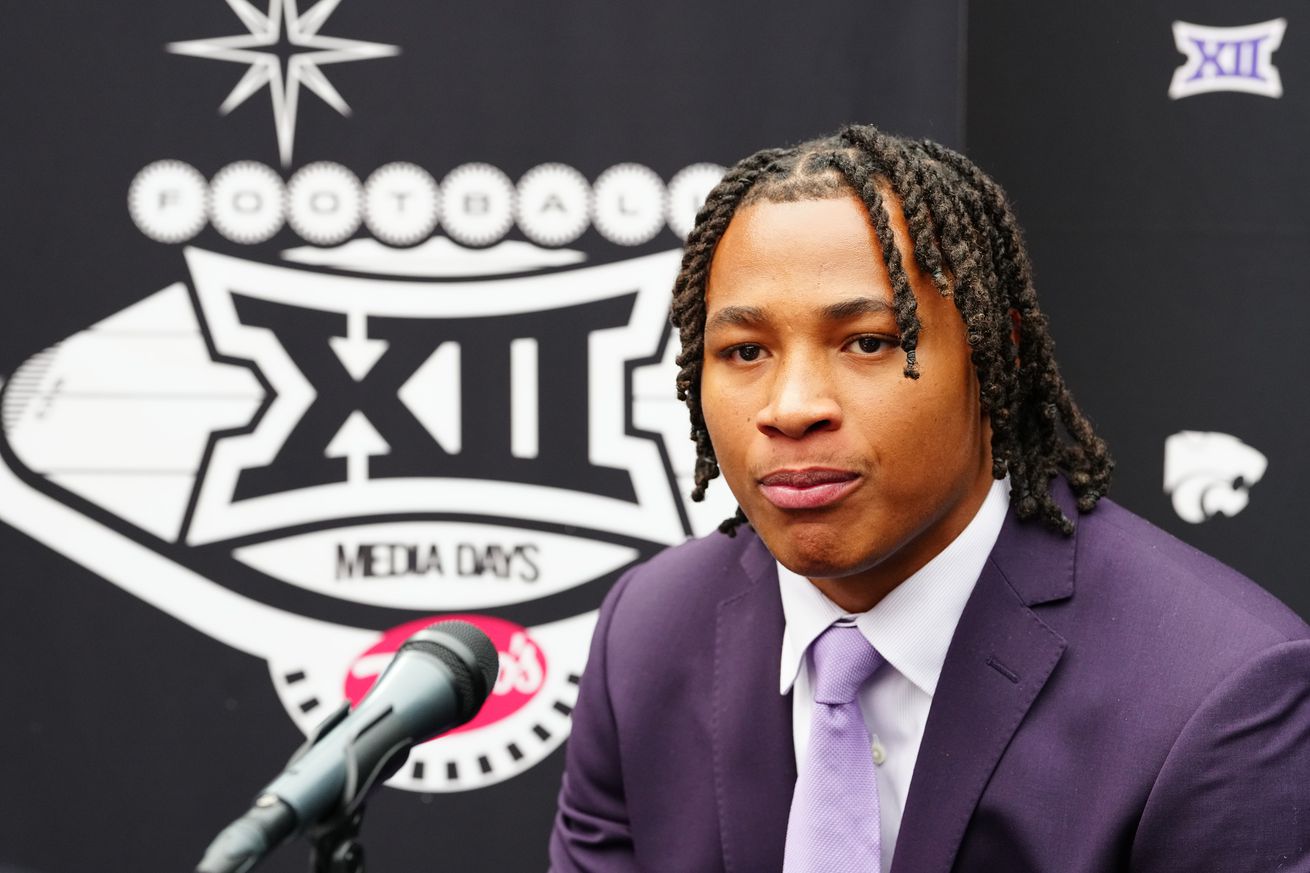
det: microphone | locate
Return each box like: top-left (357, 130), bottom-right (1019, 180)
top-left (195, 620), bottom-right (499, 873)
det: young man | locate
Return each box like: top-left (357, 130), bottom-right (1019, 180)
top-left (549, 126), bottom-right (1310, 872)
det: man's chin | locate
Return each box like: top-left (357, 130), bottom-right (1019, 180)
top-left (764, 537), bottom-right (872, 582)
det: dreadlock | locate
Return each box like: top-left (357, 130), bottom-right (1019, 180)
top-left (671, 124), bottom-right (1113, 536)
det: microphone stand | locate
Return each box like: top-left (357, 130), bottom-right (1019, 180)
top-left (195, 701), bottom-right (414, 873)
top-left (303, 705), bottom-right (415, 873)
top-left (306, 806), bottom-right (366, 873)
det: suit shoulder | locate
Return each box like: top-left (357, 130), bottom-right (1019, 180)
top-left (612, 527), bottom-right (763, 611)
top-left (1075, 498), bottom-right (1309, 643)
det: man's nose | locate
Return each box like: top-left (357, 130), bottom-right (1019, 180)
top-left (755, 357), bottom-right (841, 439)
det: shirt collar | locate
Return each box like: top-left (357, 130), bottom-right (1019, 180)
top-left (779, 476), bottom-right (1011, 698)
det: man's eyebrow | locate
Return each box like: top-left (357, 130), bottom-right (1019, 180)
top-left (823, 297), bottom-right (894, 321)
top-left (705, 305), bottom-right (766, 331)
top-left (705, 298), bottom-right (892, 331)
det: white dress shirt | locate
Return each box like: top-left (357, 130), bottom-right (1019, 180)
top-left (778, 477), bottom-right (1011, 872)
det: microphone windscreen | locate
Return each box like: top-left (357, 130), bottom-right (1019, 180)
top-left (398, 620), bottom-right (499, 724)
top-left (437, 620), bottom-right (501, 693)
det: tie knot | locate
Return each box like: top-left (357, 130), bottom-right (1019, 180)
top-left (810, 624), bottom-right (882, 704)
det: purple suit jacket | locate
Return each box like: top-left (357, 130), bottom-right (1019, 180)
top-left (550, 487), bottom-right (1310, 872)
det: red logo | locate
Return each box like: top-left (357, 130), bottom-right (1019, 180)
top-left (344, 614), bottom-right (547, 737)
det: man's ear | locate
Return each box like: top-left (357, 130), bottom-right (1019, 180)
top-left (1009, 308), bottom-right (1022, 366)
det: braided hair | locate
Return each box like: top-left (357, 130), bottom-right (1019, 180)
top-left (671, 125), bottom-right (1112, 536)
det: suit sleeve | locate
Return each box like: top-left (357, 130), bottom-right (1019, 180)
top-left (548, 568), bottom-right (639, 873)
top-left (1131, 638), bottom-right (1310, 872)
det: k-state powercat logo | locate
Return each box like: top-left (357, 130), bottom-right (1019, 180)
top-left (0, 0), bottom-right (737, 794)
top-left (1164, 431), bottom-right (1268, 524)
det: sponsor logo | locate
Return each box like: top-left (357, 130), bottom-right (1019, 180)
top-left (0, 1), bottom-right (740, 793)
top-left (1169, 19), bottom-right (1287, 100)
top-left (1164, 431), bottom-right (1268, 523)
top-left (338, 615), bottom-right (580, 789)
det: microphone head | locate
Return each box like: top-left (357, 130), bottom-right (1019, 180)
top-left (397, 620), bottom-right (500, 725)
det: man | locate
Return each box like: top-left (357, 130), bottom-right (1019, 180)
top-left (548, 126), bottom-right (1310, 872)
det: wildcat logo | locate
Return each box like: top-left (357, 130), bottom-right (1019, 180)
top-left (1169, 19), bottom-right (1286, 100)
top-left (1164, 431), bottom-right (1268, 523)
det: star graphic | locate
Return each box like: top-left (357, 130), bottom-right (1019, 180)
top-left (168, 0), bottom-right (399, 166)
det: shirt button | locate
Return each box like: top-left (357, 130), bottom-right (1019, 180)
top-left (871, 740), bottom-right (886, 766)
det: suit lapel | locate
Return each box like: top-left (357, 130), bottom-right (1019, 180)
top-left (713, 533), bottom-right (796, 873)
top-left (890, 508), bottom-right (1076, 873)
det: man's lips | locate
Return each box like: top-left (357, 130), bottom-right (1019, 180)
top-left (757, 468), bottom-right (860, 510)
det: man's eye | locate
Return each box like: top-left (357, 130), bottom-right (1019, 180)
top-left (728, 344), bottom-right (764, 362)
top-left (846, 335), bottom-right (897, 355)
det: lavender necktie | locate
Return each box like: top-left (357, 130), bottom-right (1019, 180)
top-left (783, 623), bottom-right (884, 873)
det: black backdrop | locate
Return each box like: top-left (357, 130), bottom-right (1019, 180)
top-left (967, 0), bottom-right (1308, 617)
top-left (0, 2), bottom-right (1303, 872)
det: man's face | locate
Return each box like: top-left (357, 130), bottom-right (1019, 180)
top-left (700, 192), bottom-right (995, 609)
